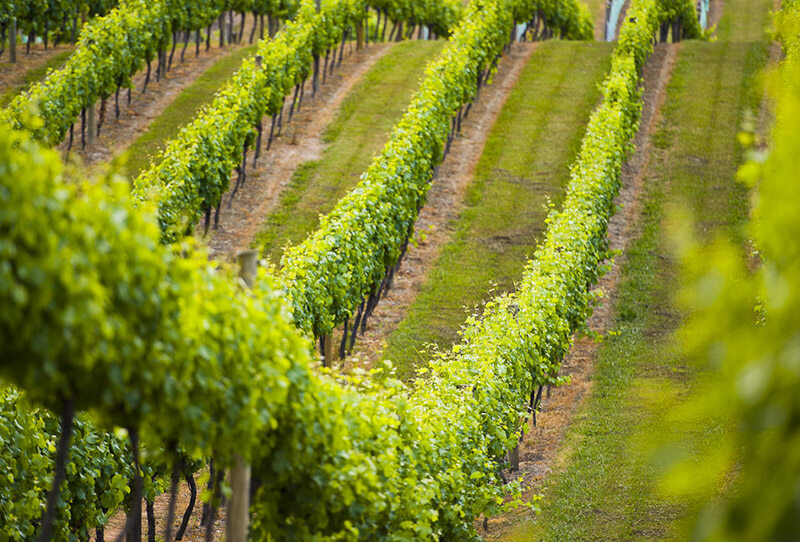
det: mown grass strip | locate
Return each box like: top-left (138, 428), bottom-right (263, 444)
top-left (253, 39), bottom-right (445, 263)
top-left (0, 48), bottom-right (74, 108)
top-left (121, 44), bottom-right (259, 177)
top-left (516, 1), bottom-right (772, 540)
top-left (378, 41), bottom-right (614, 380)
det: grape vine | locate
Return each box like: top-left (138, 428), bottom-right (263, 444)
top-left (132, 0), bottom-right (465, 242)
top-left (0, 0), bottom-right (706, 539)
top-left (276, 0), bottom-right (594, 342)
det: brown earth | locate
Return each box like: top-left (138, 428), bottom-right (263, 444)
top-left (198, 41), bottom-right (394, 262)
top-left (344, 42), bottom-right (540, 371)
top-left (0, 42), bottom-right (75, 97)
top-left (101, 468), bottom-right (226, 542)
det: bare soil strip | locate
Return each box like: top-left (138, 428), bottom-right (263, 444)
top-left (200, 42), bottom-right (394, 261)
top-left (60, 18), bottom-right (262, 165)
top-left (0, 43), bottom-right (74, 96)
top-left (345, 41), bottom-right (540, 369)
top-left (483, 42), bottom-right (679, 538)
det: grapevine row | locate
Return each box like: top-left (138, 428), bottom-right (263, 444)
top-left (275, 0), bottom-right (594, 342)
top-left (244, 1), bottom-right (704, 538)
top-left (0, 0), bottom-right (117, 59)
top-left (0, 0), bottom-right (301, 147)
top-left (0, 0), bottom-right (458, 535)
top-left (0, 0), bottom-right (704, 540)
top-left (1, 0), bottom-right (587, 534)
top-left (0, 0), bottom-right (592, 536)
top-left (132, 0), bottom-right (463, 242)
top-left (0, 119), bottom-right (315, 538)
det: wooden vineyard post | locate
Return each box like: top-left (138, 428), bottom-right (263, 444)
top-left (323, 333), bottom-right (334, 367)
top-left (226, 250), bottom-right (257, 542)
top-left (508, 445), bottom-right (520, 472)
top-left (237, 249), bottom-right (258, 288)
top-left (356, 21), bottom-right (364, 50)
top-left (87, 102), bottom-right (96, 147)
top-left (9, 17), bottom-right (16, 63)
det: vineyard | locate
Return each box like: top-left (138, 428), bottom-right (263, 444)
top-left (1, 0), bottom-right (799, 540)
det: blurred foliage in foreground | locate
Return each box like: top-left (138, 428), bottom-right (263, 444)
top-left (667, 2), bottom-right (800, 539)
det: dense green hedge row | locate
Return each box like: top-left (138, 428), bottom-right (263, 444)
top-left (0, 0), bottom-right (117, 45)
top-left (0, 388), bottom-right (150, 541)
top-left (275, 0), bottom-right (593, 339)
top-left (0, 0), bottom-right (301, 146)
top-left (132, 0), bottom-right (466, 242)
top-left (0, 0), bottom-right (703, 538)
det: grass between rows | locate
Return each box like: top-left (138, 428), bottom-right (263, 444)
top-left (253, 39), bottom-right (445, 263)
top-left (506, 0), bottom-right (773, 539)
top-left (120, 44), bottom-right (259, 177)
top-left (378, 40), bottom-right (614, 380)
top-left (0, 48), bottom-right (74, 107)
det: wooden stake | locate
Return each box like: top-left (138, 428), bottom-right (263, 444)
top-left (9, 18), bottom-right (15, 63)
top-left (225, 252), bottom-right (256, 542)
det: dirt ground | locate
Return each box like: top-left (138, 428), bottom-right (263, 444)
top-left (198, 41), bottom-right (394, 262)
top-left (56, 17), bottom-right (262, 166)
top-left (344, 42), bottom-right (540, 370)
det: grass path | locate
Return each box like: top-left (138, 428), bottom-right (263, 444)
top-left (373, 41), bottom-right (614, 380)
top-left (120, 44), bottom-right (259, 177)
top-left (252, 40), bottom-right (445, 263)
top-left (517, 0), bottom-right (773, 539)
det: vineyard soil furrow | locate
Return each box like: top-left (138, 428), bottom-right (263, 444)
top-left (485, 40), bottom-right (679, 539)
top-left (0, 46), bottom-right (73, 106)
top-left (61, 17), bottom-right (263, 167)
top-left (203, 40), bottom-right (437, 261)
top-left (506, 0), bottom-right (774, 539)
top-left (351, 41), bottom-right (614, 378)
